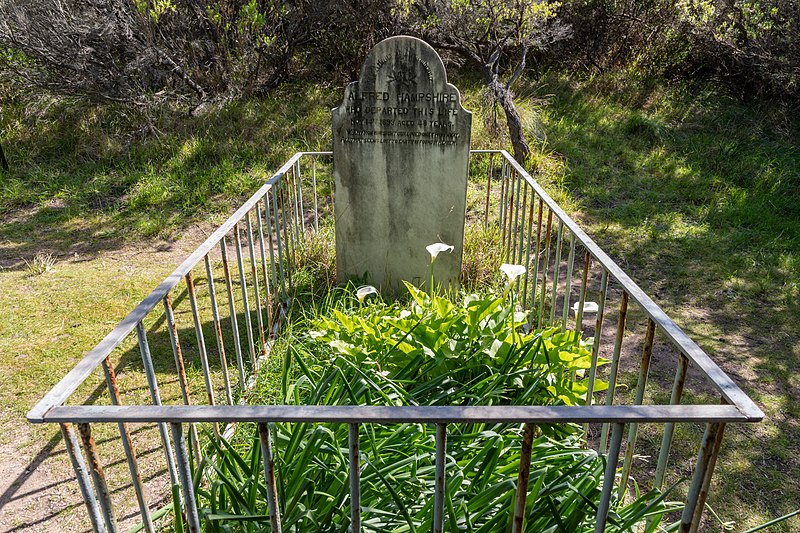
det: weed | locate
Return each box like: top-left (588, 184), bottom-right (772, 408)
top-left (23, 252), bottom-right (56, 276)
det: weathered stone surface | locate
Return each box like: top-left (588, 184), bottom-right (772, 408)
top-left (333, 35), bottom-right (472, 293)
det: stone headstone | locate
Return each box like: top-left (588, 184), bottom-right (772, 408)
top-left (333, 35), bottom-right (472, 293)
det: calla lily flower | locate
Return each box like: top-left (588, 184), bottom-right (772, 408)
top-left (426, 242), bottom-right (454, 261)
top-left (500, 263), bottom-right (527, 283)
top-left (356, 285), bottom-right (378, 303)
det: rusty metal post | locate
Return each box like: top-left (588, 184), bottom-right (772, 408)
top-left (311, 157), bottom-right (319, 231)
top-left (510, 170), bottom-right (521, 263)
top-left (538, 209), bottom-right (553, 327)
top-left (279, 182), bottom-right (295, 294)
top-left (561, 235), bottom-right (577, 330)
top-left (220, 237), bottom-right (247, 393)
top-left (100, 357), bottom-right (153, 533)
top-left (600, 291), bottom-right (629, 452)
top-left (595, 423), bottom-right (624, 533)
top-left (60, 423), bottom-right (106, 533)
top-left (522, 189), bottom-right (535, 306)
top-left (511, 423), bottom-right (535, 533)
top-left (619, 318), bottom-right (656, 499)
top-left (499, 160), bottom-right (507, 240)
top-left (171, 423), bottom-right (201, 533)
top-left (77, 423), bottom-right (119, 533)
top-left (529, 198), bottom-right (544, 323)
top-left (135, 323), bottom-right (180, 487)
top-left (246, 210), bottom-right (267, 360)
top-left (584, 269), bottom-right (608, 437)
top-left (575, 251), bottom-right (592, 331)
top-left (163, 294), bottom-right (201, 462)
top-left (681, 421), bottom-right (726, 533)
top-left (185, 272), bottom-right (216, 404)
top-left (348, 423), bottom-right (361, 533)
top-left (654, 353), bottom-right (689, 489)
top-left (256, 200), bottom-right (274, 338)
top-left (204, 255), bottom-right (233, 405)
top-left (234, 224), bottom-right (258, 370)
top-left (294, 160), bottom-right (305, 238)
top-left (271, 189), bottom-right (288, 300)
top-left (517, 180), bottom-right (528, 269)
top-left (433, 423), bottom-right (447, 533)
top-left (258, 423), bottom-right (282, 533)
top-left (484, 153), bottom-right (494, 229)
top-left (549, 221), bottom-right (564, 325)
top-left (262, 196), bottom-right (278, 291)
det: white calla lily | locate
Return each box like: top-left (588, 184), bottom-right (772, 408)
top-left (356, 285), bottom-right (378, 303)
top-left (426, 242), bottom-right (455, 261)
top-left (500, 263), bottom-right (527, 283)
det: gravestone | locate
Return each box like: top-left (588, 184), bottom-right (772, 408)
top-left (333, 35), bottom-right (472, 293)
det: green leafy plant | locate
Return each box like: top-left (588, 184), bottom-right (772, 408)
top-left (194, 282), bottom-right (680, 532)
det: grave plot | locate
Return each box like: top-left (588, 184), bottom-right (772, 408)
top-left (28, 37), bottom-right (761, 533)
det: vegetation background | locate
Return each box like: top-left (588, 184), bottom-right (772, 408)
top-left (0, 0), bottom-right (797, 531)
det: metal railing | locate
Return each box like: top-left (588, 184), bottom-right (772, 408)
top-left (28, 150), bottom-right (762, 533)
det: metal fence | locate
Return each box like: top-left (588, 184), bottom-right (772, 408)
top-left (28, 150), bottom-right (762, 533)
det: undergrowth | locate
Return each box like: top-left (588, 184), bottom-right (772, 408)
top-left (194, 282), bottom-right (680, 532)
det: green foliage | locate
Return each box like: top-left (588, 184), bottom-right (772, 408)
top-left (193, 284), bottom-right (679, 531)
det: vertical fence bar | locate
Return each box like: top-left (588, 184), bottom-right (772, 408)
top-left (291, 163), bottom-right (302, 242)
top-left (256, 201), bottom-right (274, 338)
top-left (246, 211), bottom-right (267, 360)
top-left (60, 422), bottom-right (106, 533)
top-left (680, 422), bottom-right (726, 533)
top-left (499, 160), bottom-right (507, 239)
top-left (538, 209), bottom-right (553, 327)
top-left (619, 318), bottom-right (656, 499)
top-left (349, 423), bottom-right (361, 533)
top-left (205, 255), bottom-right (233, 405)
top-left (504, 167), bottom-right (516, 261)
top-left (595, 423), bottom-right (624, 533)
top-left (171, 423), bottom-right (201, 533)
top-left (517, 180), bottom-right (527, 268)
top-left (600, 291), bottom-right (629, 452)
top-left (576, 251), bottom-right (591, 331)
top-left (220, 238), bottom-right (247, 393)
top-left (258, 423), bottom-right (282, 533)
top-left (185, 272), bottom-right (216, 405)
top-left (294, 160), bottom-right (305, 237)
top-left (434, 423), bottom-right (447, 533)
top-left (271, 189), bottom-right (288, 302)
top-left (522, 188), bottom-right (535, 306)
top-left (511, 423), bottom-right (535, 533)
top-left (654, 353), bottom-right (689, 490)
top-left (135, 323), bottom-right (180, 487)
top-left (690, 413), bottom-right (727, 532)
top-left (78, 423), bottom-right (119, 533)
top-left (549, 221), bottom-right (564, 324)
top-left (311, 157), bottom-right (319, 231)
top-left (163, 294), bottom-right (201, 461)
top-left (585, 269), bottom-right (609, 412)
top-left (510, 170), bottom-right (521, 262)
top-left (280, 182), bottom-right (295, 293)
top-left (234, 224), bottom-right (258, 370)
top-left (529, 198), bottom-right (544, 320)
top-left (263, 196), bottom-right (279, 290)
top-left (100, 357), bottom-right (153, 533)
top-left (561, 236), bottom-right (577, 330)
top-left (484, 153), bottom-right (494, 228)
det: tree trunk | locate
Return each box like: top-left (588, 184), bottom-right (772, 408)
top-left (486, 75), bottom-right (530, 165)
top-left (0, 142), bottom-right (8, 170)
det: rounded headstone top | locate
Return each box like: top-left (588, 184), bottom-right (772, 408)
top-left (357, 36), bottom-right (451, 91)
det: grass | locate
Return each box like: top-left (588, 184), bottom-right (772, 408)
top-left (0, 70), bottom-right (797, 531)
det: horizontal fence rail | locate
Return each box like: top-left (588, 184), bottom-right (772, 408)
top-left (28, 150), bottom-right (762, 533)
